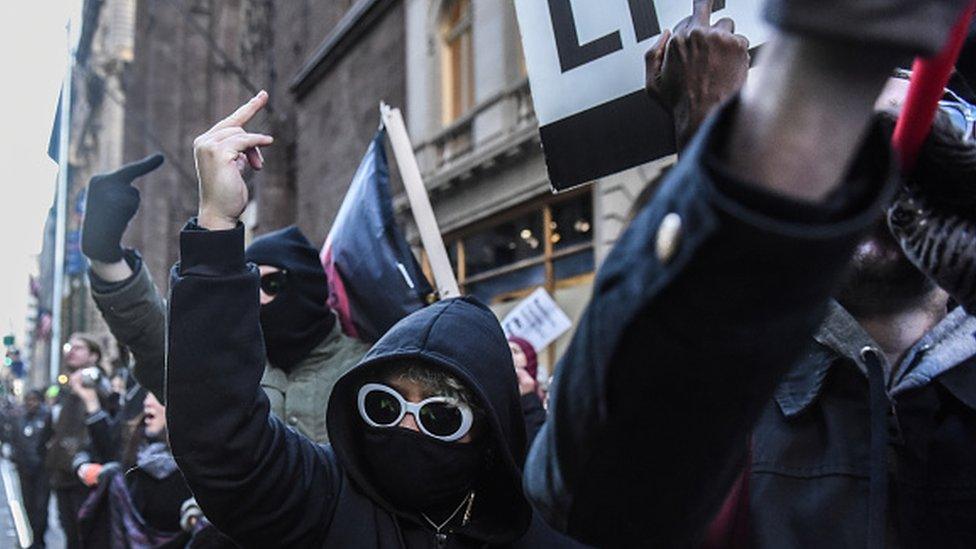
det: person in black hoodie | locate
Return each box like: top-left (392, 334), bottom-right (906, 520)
top-left (165, 91), bottom-right (584, 548)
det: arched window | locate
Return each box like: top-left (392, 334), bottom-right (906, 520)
top-left (440, 0), bottom-right (474, 126)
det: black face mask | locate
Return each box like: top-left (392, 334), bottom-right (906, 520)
top-left (362, 427), bottom-right (487, 517)
top-left (246, 226), bottom-right (337, 372)
top-left (259, 270), bottom-right (336, 372)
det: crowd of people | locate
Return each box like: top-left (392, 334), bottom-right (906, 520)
top-left (5, 0), bottom-right (976, 546)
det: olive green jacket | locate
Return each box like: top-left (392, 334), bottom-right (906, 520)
top-left (90, 258), bottom-right (368, 444)
top-left (260, 327), bottom-right (369, 442)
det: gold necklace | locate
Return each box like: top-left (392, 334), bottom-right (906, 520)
top-left (421, 490), bottom-right (476, 535)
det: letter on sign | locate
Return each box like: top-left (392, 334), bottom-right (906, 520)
top-left (516, 0), bottom-right (763, 190)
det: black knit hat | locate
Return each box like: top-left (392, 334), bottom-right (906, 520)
top-left (245, 226), bottom-right (336, 371)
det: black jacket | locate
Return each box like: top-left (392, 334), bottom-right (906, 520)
top-left (47, 387), bottom-right (118, 489)
top-left (166, 224), bottom-right (585, 548)
top-left (746, 302), bottom-right (976, 548)
top-left (11, 408), bottom-right (52, 472)
top-left (522, 101), bottom-right (899, 547)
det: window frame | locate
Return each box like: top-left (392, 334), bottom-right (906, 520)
top-left (442, 186), bottom-right (594, 300)
top-left (439, 0), bottom-right (475, 126)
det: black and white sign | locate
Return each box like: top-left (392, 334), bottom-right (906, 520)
top-left (514, 0), bottom-right (769, 190)
top-left (501, 288), bottom-right (573, 351)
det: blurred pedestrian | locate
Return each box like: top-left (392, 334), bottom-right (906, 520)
top-left (11, 390), bottom-right (52, 549)
top-left (45, 334), bottom-right (115, 549)
top-left (77, 392), bottom-right (235, 548)
top-left (507, 336), bottom-right (546, 445)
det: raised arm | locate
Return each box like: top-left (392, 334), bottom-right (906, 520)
top-left (523, 0), bottom-right (970, 546)
top-left (165, 91), bottom-right (340, 547)
top-left (83, 154), bottom-right (169, 400)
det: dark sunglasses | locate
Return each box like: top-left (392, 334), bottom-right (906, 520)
top-left (260, 270), bottom-right (288, 297)
top-left (357, 383), bottom-right (474, 442)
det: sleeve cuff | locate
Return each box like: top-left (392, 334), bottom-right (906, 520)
top-left (89, 249), bottom-right (143, 295)
top-left (700, 100), bottom-right (898, 235)
top-left (85, 410), bottom-right (109, 425)
top-left (179, 218), bottom-right (247, 277)
top-left (72, 452), bottom-right (91, 472)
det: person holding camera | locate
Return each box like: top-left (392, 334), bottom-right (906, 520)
top-left (45, 334), bottom-right (117, 549)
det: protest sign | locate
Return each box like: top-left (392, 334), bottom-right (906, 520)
top-left (514, 0), bottom-right (769, 190)
top-left (501, 287), bottom-right (574, 351)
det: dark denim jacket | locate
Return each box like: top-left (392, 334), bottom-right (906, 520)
top-left (752, 302), bottom-right (976, 548)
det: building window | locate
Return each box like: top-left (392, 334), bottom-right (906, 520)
top-left (445, 189), bottom-right (595, 305)
top-left (437, 190), bottom-right (594, 372)
top-left (440, 0), bottom-right (474, 126)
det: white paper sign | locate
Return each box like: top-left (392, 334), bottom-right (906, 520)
top-left (501, 288), bottom-right (574, 351)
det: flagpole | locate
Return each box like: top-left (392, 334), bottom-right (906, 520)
top-left (380, 103), bottom-right (460, 300)
top-left (51, 20), bottom-right (74, 384)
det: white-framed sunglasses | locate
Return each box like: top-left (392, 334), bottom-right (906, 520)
top-left (357, 383), bottom-right (475, 442)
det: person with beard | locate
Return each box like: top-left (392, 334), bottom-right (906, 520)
top-left (80, 155), bottom-right (367, 444)
top-left (162, 91), bottom-right (587, 548)
top-left (11, 390), bottom-right (53, 549)
top-left (527, 2), bottom-right (976, 548)
top-left (45, 333), bottom-right (117, 549)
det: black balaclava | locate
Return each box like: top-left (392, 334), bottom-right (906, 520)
top-left (245, 226), bottom-right (336, 372)
top-left (361, 426), bottom-right (487, 520)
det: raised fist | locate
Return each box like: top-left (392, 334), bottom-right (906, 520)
top-left (81, 154), bottom-right (164, 263)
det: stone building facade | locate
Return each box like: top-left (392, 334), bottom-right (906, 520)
top-left (403, 0), bottom-right (672, 376)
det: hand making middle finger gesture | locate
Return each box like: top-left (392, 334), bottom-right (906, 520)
top-left (645, 0), bottom-right (750, 150)
top-left (193, 90), bottom-right (274, 231)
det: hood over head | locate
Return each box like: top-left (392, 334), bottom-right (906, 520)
top-left (327, 296), bottom-right (531, 543)
top-left (246, 226), bottom-right (336, 371)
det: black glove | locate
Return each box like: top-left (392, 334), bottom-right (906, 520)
top-left (888, 110), bottom-right (976, 314)
top-left (764, 0), bottom-right (972, 56)
top-left (81, 154), bottom-right (164, 263)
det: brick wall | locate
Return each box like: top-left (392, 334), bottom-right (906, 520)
top-left (120, 0), bottom-right (406, 288)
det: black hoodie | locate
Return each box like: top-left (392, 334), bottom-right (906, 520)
top-left (166, 222), bottom-right (584, 548)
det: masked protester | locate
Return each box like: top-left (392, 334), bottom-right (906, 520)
top-left (81, 155), bottom-right (367, 443)
top-left (163, 92), bottom-right (586, 548)
top-left (246, 226), bottom-right (370, 439)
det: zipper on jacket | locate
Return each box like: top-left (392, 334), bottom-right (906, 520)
top-left (861, 346), bottom-right (889, 549)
